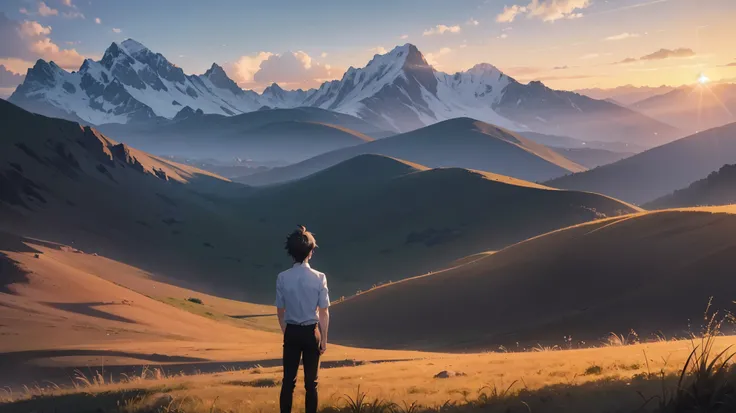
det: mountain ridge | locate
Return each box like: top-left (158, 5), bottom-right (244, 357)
top-left (10, 40), bottom-right (678, 145)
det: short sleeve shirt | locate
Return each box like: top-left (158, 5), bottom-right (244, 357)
top-left (275, 262), bottom-right (330, 325)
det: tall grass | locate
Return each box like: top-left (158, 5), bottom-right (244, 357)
top-left (656, 312), bottom-right (736, 412)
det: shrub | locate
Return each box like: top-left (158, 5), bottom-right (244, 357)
top-left (186, 297), bottom-right (203, 305)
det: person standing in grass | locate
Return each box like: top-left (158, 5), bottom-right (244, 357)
top-left (276, 225), bottom-right (330, 413)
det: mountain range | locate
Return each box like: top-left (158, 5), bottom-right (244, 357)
top-left (9, 39), bottom-right (679, 146)
top-left (237, 118), bottom-right (587, 185)
top-left (547, 122), bottom-right (736, 205)
top-left (0, 99), bottom-right (639, 301)
top-left (630, 83), bottom-right (736, 134)
top-left (576, 85), bottom-right (676, 106)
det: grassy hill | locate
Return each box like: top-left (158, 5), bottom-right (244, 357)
top-left (331, 208), bottom-right (736, 351)
top-left (645, 163), bottom-right (736, 209)
top-left (547, 122), bottom-right (736, 204)
top-left (0, 100), bottom-right (637, 302)
top-left (238, 118), bottom-right (587, 185)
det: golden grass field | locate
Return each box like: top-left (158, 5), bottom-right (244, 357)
top-left (2, 208), bottom-right (736, 412)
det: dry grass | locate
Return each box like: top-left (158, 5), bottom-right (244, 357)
top-left (3, 332), bottom-right (736, 413)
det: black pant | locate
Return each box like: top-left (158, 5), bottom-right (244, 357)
top-left (280, 324), bottom-right (321, 413)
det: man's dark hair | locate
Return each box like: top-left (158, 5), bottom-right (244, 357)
top-left (285, 225), bottom-right (317, 263)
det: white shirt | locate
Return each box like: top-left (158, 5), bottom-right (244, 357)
top-left (275, 262), bottom-right (330, 326)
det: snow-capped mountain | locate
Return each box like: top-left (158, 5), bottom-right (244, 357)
top-left (9, 39), bottom-right (680, 145)
top-left (10, 39), bottom-right (264, 124)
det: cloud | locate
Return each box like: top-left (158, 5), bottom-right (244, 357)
top-left (640, 48), bottom-right (695, 60)
top-left (253, 51), bottom-right (338, 89)
top-left (604, 32), bottom-right (640, 41)
top-left (229, 51), bottom-right (273, 84)
top-left (226, 51), bottom-right (340, 91)
top-left (19, 8), bottom-right (29, 15)
top-left (62, 11), bottom-right (84, 19)
top-left (0, 64), bottom-right (25, 88)
top-left (553, 65), bottom-right (569, 70)
top-left (423, 24), bottom-right (461, 36)
top-left (112, 28), bottom-right (121, 33)
top-left (497, 0), bottom-right (590, 23)
top-left (320, 52), bottom-right (328, 58)
top-left (424, 47), bottom-right (452, 68)
top-left (38, 2), bottom-right (58, 16)
top-left (62, 0), bottom-right (74, 7)
top-left (496, 5), bottom-right (527, 22)
top-left (616, 57), bottom-right (638, 64)
top-left (20, 20), bottom-right (51, 37)
top-left (497, 33), bottom-right (509, 39)
top-left (579, 53), bottom-right (599, 60)
top-left (723, 62), bottom-right (736, 67)
top-left (614, 48), bottom-right (696, 65)
top-left (399, 34), bottom-right (408, 40)
top-left (368, 46), bottom-right (387, 55)
top-left (466, 18), bottom-right (479, 26)
top-left (94, 17), bottom-right (101, 24)
top-left (0, 13), bottom-right (86, 71)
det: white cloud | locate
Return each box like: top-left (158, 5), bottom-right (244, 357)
top-left (251, 51), bottom-right (340, 90)
top-left (423, 24), bottom-right (461, 36)
top-left (230, 51), bottom-right (273, 84)
top-left (497, 33), bottom-right (509, 39)
top-left (112, 28), bottom-right (121, 33)
top-left (496, 5), bottom-right (527, 23)
top-left (38, 2), bottom-right (59, 17)
top-left (497, 0), bottom-right (591, 23)
top-left (399, 34), bottom-right (409, 40)
top-left (94, 17), bottom-right (101, 24)
top-left (604, 32), bottom-right (641, 41)
top-left (62, 0), bottom-right (74, 7)
top-left (30, 37), bottom-right (86, 68)
top-left (0, 16), bottom-right (86, 71)
top-left (320, 52), bottom-right (327, 58)
top-left (19, 8), bottom-right (29, 15)
top-left (425, 47), bottom-right (452, 67)
top-left (19, 20), bottom-right (51, 37)
top-left (369, 46), bottom-right (387, 54)
top-left (466, 18), bottom-right (479, 26)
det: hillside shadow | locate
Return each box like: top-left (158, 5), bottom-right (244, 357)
top-left (43, 302), bottom-right (138, 324)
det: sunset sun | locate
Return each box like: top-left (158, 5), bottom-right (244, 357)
top-left (698, 73), bottom-right (711, 85)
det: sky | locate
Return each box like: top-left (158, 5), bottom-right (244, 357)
top-left (1, 0), bottom-right (735, 96)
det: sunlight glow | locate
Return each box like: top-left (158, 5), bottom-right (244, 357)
top-left (698, 73), bottom-right (710, 85)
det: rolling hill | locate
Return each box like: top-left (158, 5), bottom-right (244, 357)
top-left (238, 118), bottom-right (588, 186)
top-left (644, 163), bottom-right (736, 209)
top-left (550, 147), bottom-right (634, 169)
top-left (0, 100), bottom-right (637, 301)
top-left (97, 106), bottom-right (386, 163)
top-left (546, 122), bottom-right (736, 204)
top-left (331, 208), bottom-right (736, 351)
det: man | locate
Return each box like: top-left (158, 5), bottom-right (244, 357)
top-left (276, 225), bottom-right (330, 413)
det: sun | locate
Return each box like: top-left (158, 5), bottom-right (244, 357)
top-left (698, 73), bottom-right (710, 85)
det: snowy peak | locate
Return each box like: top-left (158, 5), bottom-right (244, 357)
top-left (25, 59), bottom-right (62, 87)
top-left (202, 63), bottom-right (243, 96)
top-left (120, 38), bottom-right (149, 56)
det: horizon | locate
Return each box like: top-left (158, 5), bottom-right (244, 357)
top-left (1, 0), bottom-right (735, 98)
